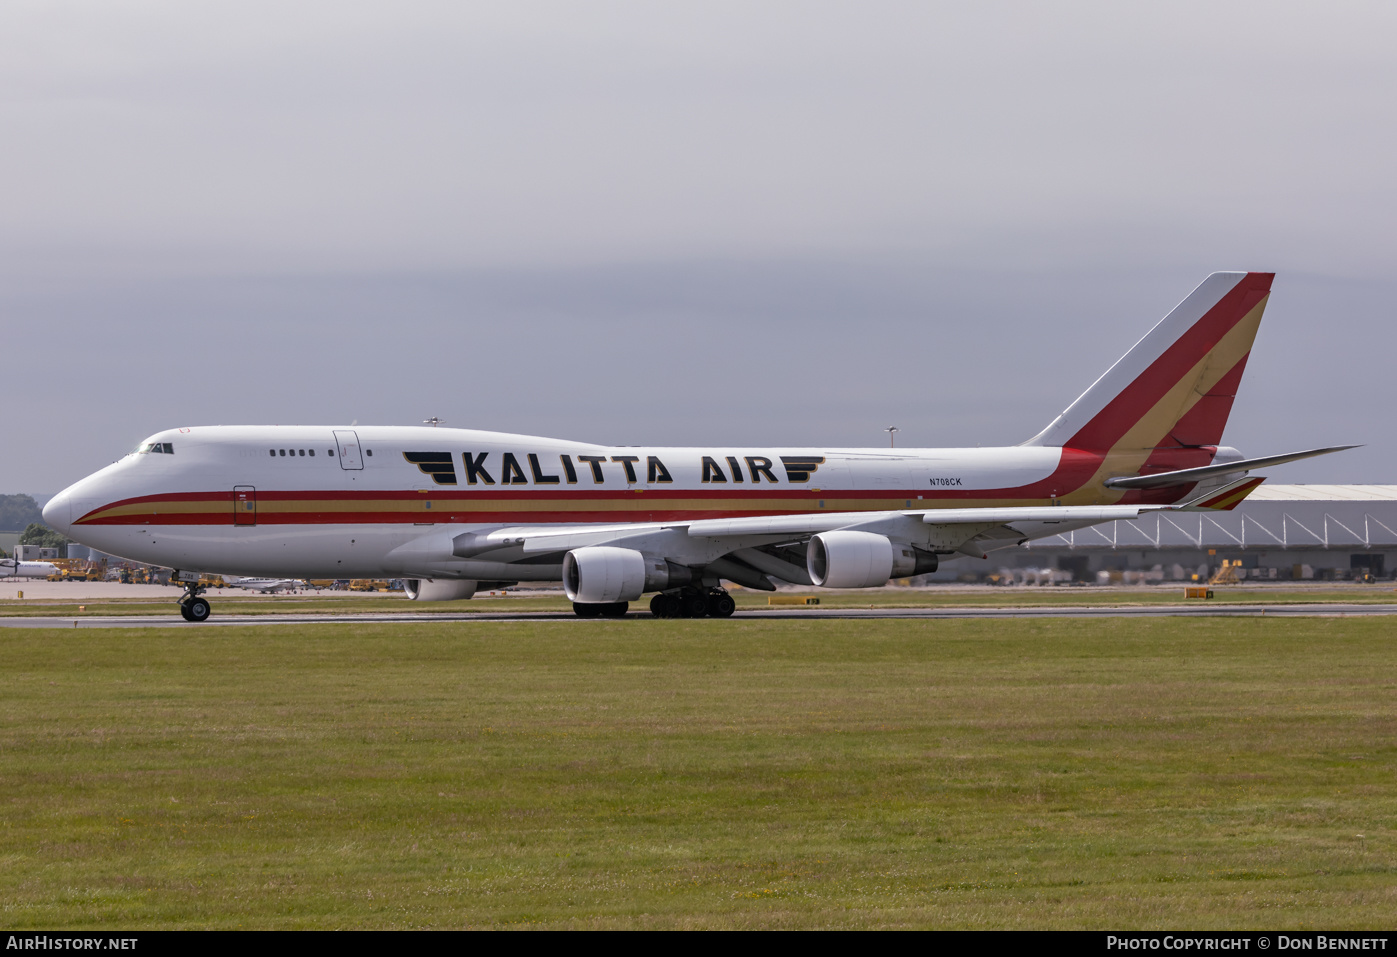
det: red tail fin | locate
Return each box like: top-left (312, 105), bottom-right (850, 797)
top-left (1025, 272), bottom-right (1273, 456)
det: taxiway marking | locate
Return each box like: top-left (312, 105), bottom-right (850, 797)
top-left (1, 604), bottom-right (1395, 628)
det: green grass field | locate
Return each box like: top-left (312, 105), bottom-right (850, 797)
top-left (1, 616), bottom-right (1394, 928)
top-left (1, 583), bottom-right (1394, 618)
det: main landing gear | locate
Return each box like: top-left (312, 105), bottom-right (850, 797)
top-left (570, 587), bottom-right (737, 620)
top-left (649, 587), bottom-right (735, 619)
top-left (178, 581), bottom-right (211, 623)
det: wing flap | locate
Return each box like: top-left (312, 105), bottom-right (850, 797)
top-left (917, 505), bottom-right (1170, 526)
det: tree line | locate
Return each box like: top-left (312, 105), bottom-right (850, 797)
top-left (0, 495), bottom-right (67, 557)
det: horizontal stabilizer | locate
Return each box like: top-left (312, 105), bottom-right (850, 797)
top-left (1182, 476), bottom-right (1266, 511)
top-left (1103, 445), bottom-right (1358, 490)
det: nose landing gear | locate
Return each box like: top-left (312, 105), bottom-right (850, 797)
top-left (177, 578), bottom-right (212, 622)
top-left (180, 597), bottom-right (211, 622)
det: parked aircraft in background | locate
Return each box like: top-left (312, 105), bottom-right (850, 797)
top-left (0, 558), bottom-right (60, 579)
top-left (224, 577), bottom-right (302, 593)
top-left (43, 272), bottom-right (1352, 622)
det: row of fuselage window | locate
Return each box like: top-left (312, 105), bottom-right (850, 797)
top-left (265, 449), bottom-right (817, 485)
top-left (269, 448), bottom-right (375, 458)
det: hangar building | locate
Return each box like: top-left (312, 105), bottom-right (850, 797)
top-left (934, 485), bottom-right (1397, 583)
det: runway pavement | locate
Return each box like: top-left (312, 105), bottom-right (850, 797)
top-left (3, 603), bottom-right (1396, 628)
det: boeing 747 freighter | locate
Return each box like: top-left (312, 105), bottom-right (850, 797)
top-left (43, 272), bottom-right (1352, 621)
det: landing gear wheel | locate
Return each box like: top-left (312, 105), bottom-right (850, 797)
top-left (683, 593), bottom-right (710, 618)
top-left (709, 592), bottom-right (736, 618)
top-left (600, 601), bottom-right (629, 618)
top-left (650, 593), bottom-right (680, 618)
top-left (573, 602), bottom-right (602, 618)
top-left (176, 576), bottom-right (212, 623)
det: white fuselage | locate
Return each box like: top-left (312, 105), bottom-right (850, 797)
top-left (44, 425), bottom-right (1099, 579)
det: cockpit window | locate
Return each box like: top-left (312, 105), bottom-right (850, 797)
top-left (136, 442), bottom-right (174, 454)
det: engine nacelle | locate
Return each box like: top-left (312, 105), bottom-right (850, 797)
top-left (563, 546), bottom-right (679, 603)
top-left (807, 532), bottom-right (939, 588)
top-left (404, 578), bottom-right (477, 601)
top-left (808, 531), bottom-right (894, 588)
top-left (892, 542), bottom-right (938, 578)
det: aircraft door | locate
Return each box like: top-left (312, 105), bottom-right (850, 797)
top-left (234, 486), bottom-right (256, 526)
top-left (334, 430), bottom-right (364, 470)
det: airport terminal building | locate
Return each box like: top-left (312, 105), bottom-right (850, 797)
top-left (934, 485), bottom-right (1397, 583)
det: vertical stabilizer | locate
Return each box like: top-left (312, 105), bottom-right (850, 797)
top-left (1023, 271), bottom-right (1273, 453)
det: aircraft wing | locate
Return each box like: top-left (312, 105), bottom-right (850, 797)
top-left (451, 503), bottom-right (1172, 552)
top-left (409, 503), bottom-right (1180, 586)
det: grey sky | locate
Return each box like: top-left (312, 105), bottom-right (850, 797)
top-left (3, 2), bottom-right (1393, 492)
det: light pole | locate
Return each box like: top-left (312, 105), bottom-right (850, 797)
top-left (423, 417), bottom-right (443, 427)
top-left (885, 426), bottom-right (899, 448)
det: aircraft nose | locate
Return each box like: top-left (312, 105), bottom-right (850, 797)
top-left (42, 492), bottom-right (70, 533)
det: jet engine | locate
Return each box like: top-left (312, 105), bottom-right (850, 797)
top-left (807, 531), bottom-right (938, 588)
top-left (404, 578), bottom-right (477, 601)
top-left (563, 547), bottom-right (684, 603)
